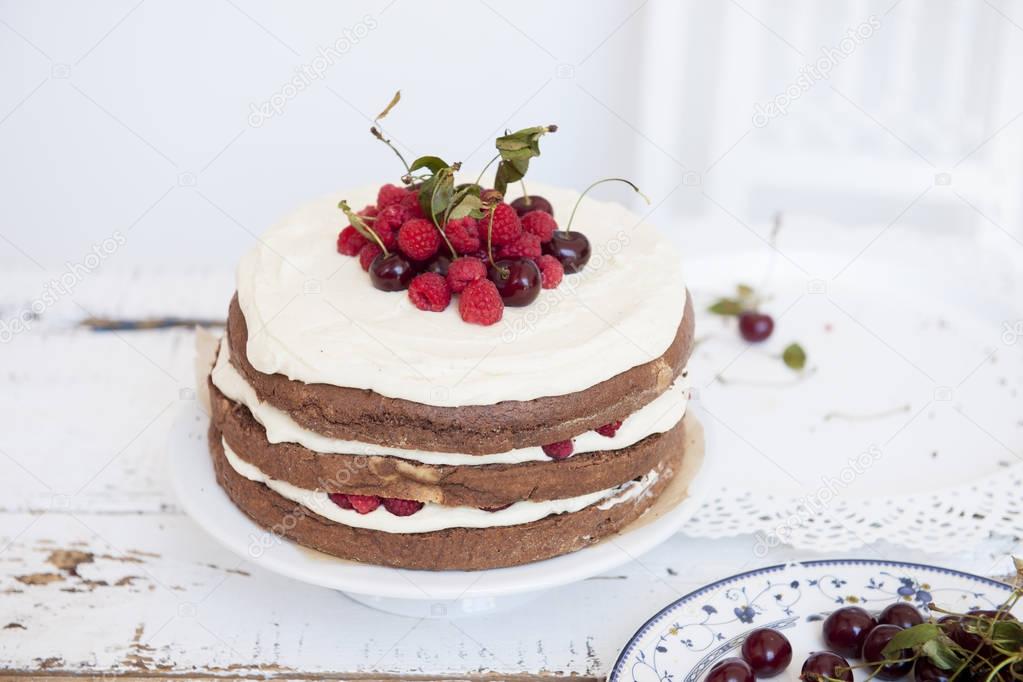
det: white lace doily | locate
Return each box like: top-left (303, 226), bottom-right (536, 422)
top-left (672, 248), bottom-right (1023, 553)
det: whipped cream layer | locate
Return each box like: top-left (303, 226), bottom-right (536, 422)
top-left (212, 339), bottom-right (689, 465)
top-left (223, 439), bottom-right (659, 533)
top-left (236, 183), bottom-right (687, 407)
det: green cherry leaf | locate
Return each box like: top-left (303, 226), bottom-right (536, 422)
top-left (494, 159), bottom-right (528, 195)
top-left (375, 90), bottom-right (401, 122)
top-left (782, 343), bottom-right (807, 371)
top-left (447, 193), bottom-right (483, 221)
top-left (338, 200), bottom-right (387, 255)
top-left (737, 283), bottom-right (756, 301)
top-left (919, 639), bottom-right (962, 670)
top-left (409, 156), bottom-right (449, 174)
top-left (883, 623), bottom-right (942, 657)
top-left (708, 298), bottom-right (743, 316)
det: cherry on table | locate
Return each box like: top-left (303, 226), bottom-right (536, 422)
top-left (370, 252), bottom-right (416, 292)
top-left (738, 311), bottom-right (774, 342)
top-left (878, 602), bottom-right (923, 629)
top-left (705, 657), bottom-right (755, 682)
top-left (822, 605), bottom-right (877, 658)
top-left (544, 230), bottom-right (591, 274)
top-left (740, 627), bottom-right (792, 678)
top-left (487, 258), bottom-right (541, 307)
top-left (511, 195), bottom-right (554, 217)
top-left (862, 624), bottom-right (913, 680)
top-left (800, 651), bottom-right (853, 682)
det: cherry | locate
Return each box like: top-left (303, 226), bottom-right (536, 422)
top-left (939, 615), bottom-right (984, 652)
top-left (544, 230), bottom-right (591, 273)
top-left (822, 606), bottom-right (877, 658)
top-left (879, 603), bottom-right (923, 630)
top-left (738, 311), bottom-right (774, 342)
top-left (862, 624), bottom-right (912, 680)
top-left (422, 254), bottom-right (451, 277)
top-left (487, 258), bottom-right (541, 307)
top-left (510, 195), bottom-right (554, 217)
top-left (706, 657), bottom-right (755, 682)
top-left (914, 658), bottom-right (963, 682)
top-left (370, 252), bottom-right (416, 292)
top-left (800, 652), bottom-right (853, 682)
top-left (740, 628), bottom-right (792, 678)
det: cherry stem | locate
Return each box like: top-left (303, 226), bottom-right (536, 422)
top-left (520, 180), bottom-right (530, 204)
top-left (475, 154), bottom-right (500, 186)
top-left (485, 204), bottom-right (498, 269)
top-left (565, 177), bottom-right (651, 233)
top-left (370, 126), bottom-right (410, 174)
top-left (339, 200), bottom-right (389, 257)
top-left (429, 169), bottom-right (459, 259)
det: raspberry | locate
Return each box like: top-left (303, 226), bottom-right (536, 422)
top-left (328, 493), bottom-right (353, 509)
top-left (444, 217), bottom-right (481, 254)
top-left (408, 272), bottom-right (451, 312)
top-left (483, 203), bottom-right (522, 246)
top-left (398, 218), bottom-right (441, 261)
top-left (446, 257), bottom-right (487, 293)
top-left (372, 205), bottom-right (405, 250)
top-left (358, 243), bottom-right (382, 271)
top-left (521, 210), bottom-right (557, 242)
top-left (596, 420), bottom-right (622, 437)
top-left (542, 440), bottom-right (574, 460)
top-left (382, 497), bottom-right (424, 516)
top-left (399, 190), bottom-right (424, 219)
top-left (337, 226), bottom-right (367, 256)
top-left (377, 183), bottom-right (410, 209)
top-left (346, 494), bottom-right (381, 514)
top-left (537, 254), bottom-right (564, 289)
top-left (459, 279), bottom-right (504, 326)
top-left (359, 204), bottom-right (379, 219)
top-left (498, 233), bottom-right (542, 259)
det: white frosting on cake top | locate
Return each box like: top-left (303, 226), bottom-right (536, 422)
top-left (236, 183), bottom-right (687, 407)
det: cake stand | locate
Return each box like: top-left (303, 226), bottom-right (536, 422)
top-left (167, 405), bottom-right (711, 618)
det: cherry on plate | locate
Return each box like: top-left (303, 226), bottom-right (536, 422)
top-left (800, 651), bottom-right (853, 682)
top-left (740, 627), bottom-right (792, 678)
top-left (370, 253), bottom-right (416, 292)
top-left (706, 657), bottom-right (755, 682)
top-left (738, 311), bottom-right (774, 342)
top-left (878, 602), bottom-right (923, 629)
top-left (822, 605), bottom-right (877, 658)
top-left (544, 230), bottom-right (591, 273)
top-left (862, 624), bottom-right (913, 680)
top-left (487, 258), bottom-right (541, 307)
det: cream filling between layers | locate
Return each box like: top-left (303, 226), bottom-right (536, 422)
top-left (222, 438), bottom-right (660, 533)
top-left (211, 339), bottom-right (690, 465)
top-left (236, 183), bottom-right (687, 407)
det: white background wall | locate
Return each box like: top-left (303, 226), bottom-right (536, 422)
top-left (2, 0), bottom-right (1023, 272)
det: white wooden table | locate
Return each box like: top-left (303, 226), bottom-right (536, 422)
top-left (1, 269), bottom-right (1020, 679)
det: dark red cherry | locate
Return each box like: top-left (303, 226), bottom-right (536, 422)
top-left (706, 657), bottom-right (755, 682)
top-left (878, 603), bottom-right (923, 630)
top-left (914, 657), bottom-right (963, 682)
top-left (862, 624), bottom-right (912, 680)
top-left (487, 258), bottom-right (541, 307)
top-left (740, 628), bottom-right (792, 677)
top-left (822, 606), bottom-right (877, 658)
top-left (738, 311), bottom-right (774, 342)
top-left (939, 615), bottom-right (984, 652)
top-left (800, 651), bottom-right (853, 682)
top-left (544, 230), bottom-right (590, 273)
top-left (422, 254), bottom-right (451, 277)
top-left (370, 252), bottom-right (416, 292)
top-left (510, 195), bottom-right (554, 217)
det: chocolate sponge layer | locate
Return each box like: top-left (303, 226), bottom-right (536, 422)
top-left (211, 378), bottom-right (687, 508)
top-left (227, 292), bottom-right (694, 455)
top-left (209, 422), bottom-right (685, 571)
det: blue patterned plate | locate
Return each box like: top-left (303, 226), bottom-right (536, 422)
top-left (610, 559), bottom-right (1016, 682)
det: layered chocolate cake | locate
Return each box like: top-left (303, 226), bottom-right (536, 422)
top-left (206, 120), bottom-right (695, 570)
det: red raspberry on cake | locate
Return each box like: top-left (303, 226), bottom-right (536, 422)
top-left (377, 183), bottom-right (410, 209)
top-left (542, 440), bottom-right (574, 460)
top-left (382, 497), bottom-right (424, 516)
top-left (485, 203), bottom-right (523, 246)
top-left (336, 226), bottom-right (367, 256)
top-left (358, 243), bottom-right (382, 271)
top-left (537, 254), bottom-right (564, 289)
top-left (444, 217), bottom-right (481, 254)
top-left (398, 218), bottom-right (442, 261)
top-left (399, 190), bottom-right (424, 219)
top-left (372, 205), bottom-right (405, 249)
top-left (408, 272), bottom-right (451, 312)
top-left (521, 210), bottom-right (557, 242)
top-left (328, 493), bottom-right (353, 509)
top-left (346, 495), bottom-right (381, 514)
top-left (596, 421), bottom-right (622, 437)
top-left (359, 204), bottom-right (379, 219)
top-left (446, 257), bottom-right (487, 293)
top-left (459, 279), bottom-right (504, 325)
top-left (498, 233), bottom-right (542, 259)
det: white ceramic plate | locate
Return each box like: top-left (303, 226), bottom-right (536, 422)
top-left (610, 559), bottom-right (1017, 682)
top-left (167, 404), bottom-right (710, 616)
